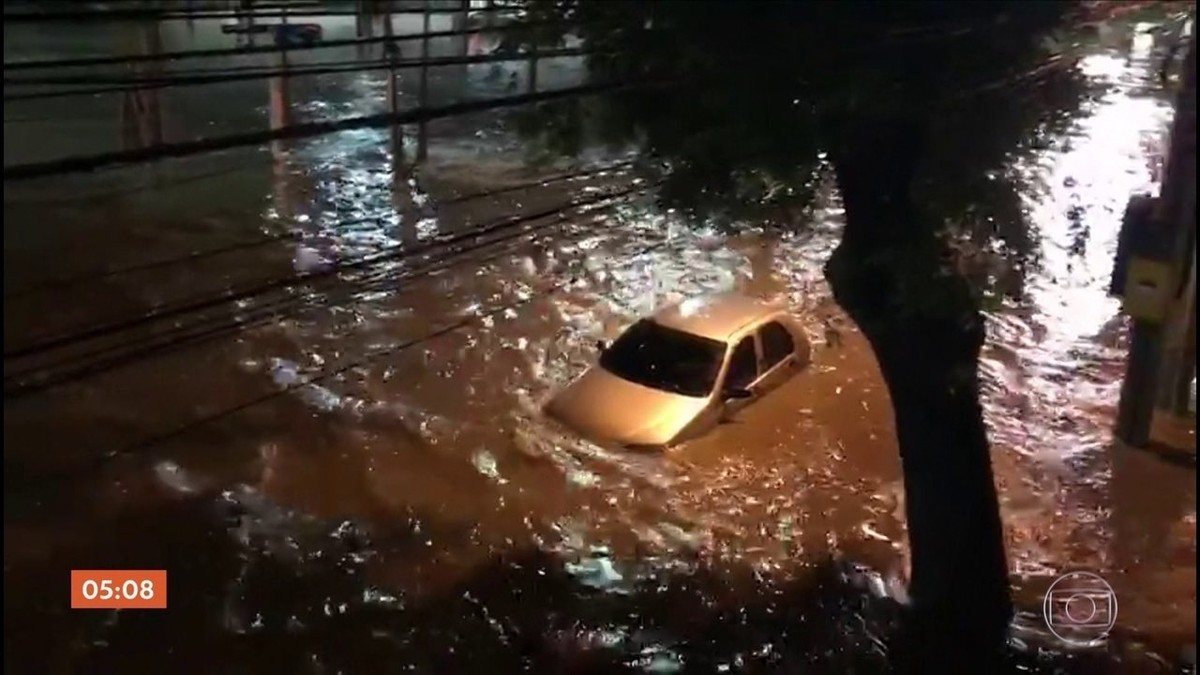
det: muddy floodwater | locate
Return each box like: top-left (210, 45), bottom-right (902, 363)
top-left (4, 22), bottom-right (1196, 675)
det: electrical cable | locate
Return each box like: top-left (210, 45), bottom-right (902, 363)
top-left (4, 172), bottom-right (640, 365)
top-left (1, 12), bottom-right (1000, 75)
top-left (943, 53), bottom-right (1078, 103)
top-left (2, 25), bottom-right (1070, 354)
top-left (2, 18), bottom-right (572, 71)
top-left (4, 181), bottom-right (644, 376)
top-left (2, 21), bottom-right (1076, 368)
top-left (3, 48), bottom-right (596, 101)
top-left (7, 56), bottom-right (403, 83)
top-left (8, 211), bottom-right (667, 486)
top-left (1, 14), bottom-right (1089, 486)
top-left (4, 47), bottom-right (589, 88)
top-left (2, 76), bottom-right (677, 181)
top-left (2, 159), bottom-right (635, 300)
top-left (2, 6), bottom-right (523, 23)
top-left (129, 239), bottom-right (670, 455)
top-left (3, 183), bottom-right (653, 401)
top-left (3, 29), bottom-right (1063, 358)
top-left (2, 17), bottom-right (1040, 179)
top-left (0, 158), bottom-right (264, 207)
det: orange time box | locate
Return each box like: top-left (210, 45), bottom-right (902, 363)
top-left (70, 570), bottom-right (168, 609)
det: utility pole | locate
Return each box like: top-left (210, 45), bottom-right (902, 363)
top-left (356, 0), bottom-right (376, 60)
top-left (268, 5), bottom-right (293, 145)
top-left (388, 2), bottom-right (417, 248)
top-left (238, 0), bottom-right (257, 48)
top-left (451, 0), bottom-right (471, 80)
top-left (119, 11), bottom-right (165, 152)
top-left (382, 2), bottom-right (404, 177)
top-left (528, 22), bottom-right (539, 94)
top-left (1161, 246), bottom-right (1198, 414)
top-left (184, 0), bottom-right (196, 35)
top-left (1112, 33), bottom-right (1197, 445)
top-left (1113, 195), bottom-right (1170, 447)
top-left (417, 0), bottom-right (431, 162)
top-left (268, 3), bottom-right (293, 221)
top-left (1155, 32), bottom-right (1197, 416)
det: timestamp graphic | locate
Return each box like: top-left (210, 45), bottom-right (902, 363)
top-left (70, 570), bottom-right (167, 609)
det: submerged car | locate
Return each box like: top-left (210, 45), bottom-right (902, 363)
top-left (544, 293), bottom-right (812, 448)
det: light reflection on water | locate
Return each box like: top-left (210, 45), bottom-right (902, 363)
top-left (2, 38), bottom-right (1194, 673)
top-left (980, 50), bottom-right (1190, 637)
top-left (225, 43), bottom-right (1187, 659)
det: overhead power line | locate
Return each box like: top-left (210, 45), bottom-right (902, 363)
top-left (4, 183), bottom-right (653, 401)
top-left (2, 18), bottom-right (1048, 179)
top-left (8, 54), bottom-right (414, 84)
top-left (9, 218), bottom-right (668, 486)
top-left (3, 48), bottom-right (593, 101)
top-left (129, 242), bottom-right (669, 461)
top-left (2, 159), bottom-right (635, 300)
top-left (2, 77), bottom-right (676, 181)
top-left (2, 6), bottom-right (521, 23)
top-left (2, 18), bottom-right (570, 71)
top-left (0, 17), bottom-right (1060, 343)
top-left (0, 157), bottom-right (258, 206)
top-left (4, 180), bottom-right (644, 368)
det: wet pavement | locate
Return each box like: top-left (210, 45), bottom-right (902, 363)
top-left (4, 17), bottom-right (1197, 675)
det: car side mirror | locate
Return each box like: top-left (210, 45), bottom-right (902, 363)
top-left (595, 340), bottom-right (609, 353)
top-left (723, 387), bottom-right (753, 401)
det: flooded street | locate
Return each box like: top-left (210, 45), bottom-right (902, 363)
top-left (4, 17), bottom-right (1196, 675)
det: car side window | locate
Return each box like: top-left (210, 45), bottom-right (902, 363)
top-left (759, 321), bottom-right (795, 369)
top-left (725, 337), bottom-right (758, 391)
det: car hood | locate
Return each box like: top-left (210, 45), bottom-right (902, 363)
top-left (543, 367), bottom-right (711, 446)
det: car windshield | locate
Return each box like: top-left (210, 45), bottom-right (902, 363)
top-left (598, 320), bottom-right (726, 398)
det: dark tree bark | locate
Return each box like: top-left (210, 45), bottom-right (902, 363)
top-left (823, 114), bottom-right (1012, 671)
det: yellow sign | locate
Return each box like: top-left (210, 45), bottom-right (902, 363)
top-left (1122, 257), bottom-right (1173, 322)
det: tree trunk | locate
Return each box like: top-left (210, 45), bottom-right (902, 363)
top-left (824, 115), bottom-right (1011, 671)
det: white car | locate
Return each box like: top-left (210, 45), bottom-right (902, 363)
top-left (544, 293), bottom-right (812, 448)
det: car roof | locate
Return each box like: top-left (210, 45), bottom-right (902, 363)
top-left (650, 292), bottom-right (785, 342)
